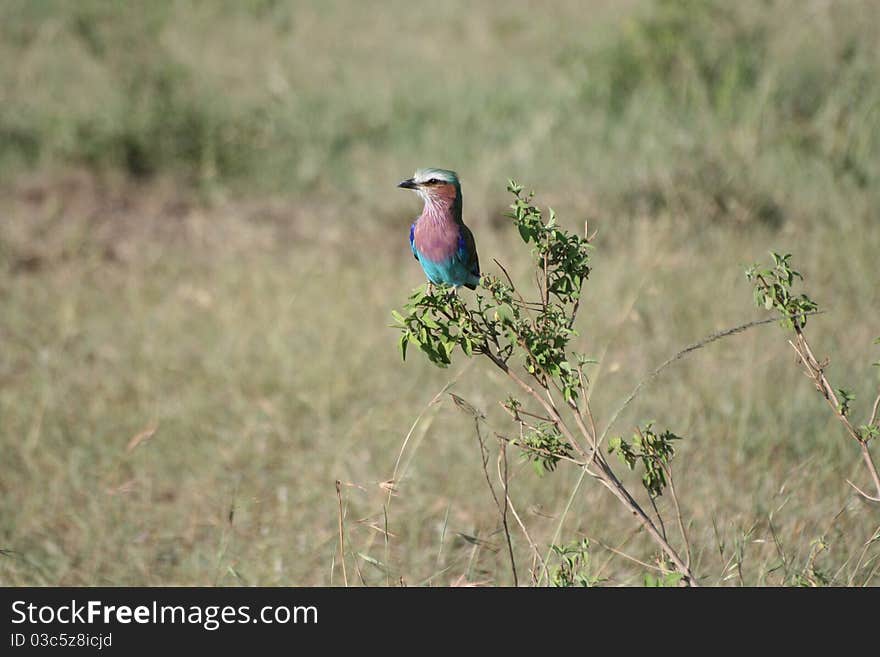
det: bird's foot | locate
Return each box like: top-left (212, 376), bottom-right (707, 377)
top-left (426, 282), bottom-right (435, 297)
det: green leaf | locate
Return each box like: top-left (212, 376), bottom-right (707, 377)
top-left (494, 303), bottom-right (515, 324)
top-left (409, 286), bottom-right (427, 303)
top-left (664, 573), bottom-right (683, 587)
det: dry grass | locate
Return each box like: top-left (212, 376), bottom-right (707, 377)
top-left (2, 166), bottom-right (877, 586)
top-left (1, 0), bottom-right (879, 585)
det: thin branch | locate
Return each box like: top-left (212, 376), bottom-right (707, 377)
top-left (383, 505), bottom-right (391, 587)
top-left (850, 525), bottom-right (880, 586)
top-left (494, 432), bottom-right (589, 469)
top-left (566, 397), bottom-right (597, 456)
top-left (351, 553), bottom-right (367, 586)
top-left (497, 443), bottom-right (518, 586)
top-left (335, 480), bottom-right (348, 587)
top-left (665, 464), bottom-right (692, 569)
top-left (465, 399), bottom-right (518, 587)
top-left (513, 332), bottom-right (595, 456)
top-left (485, 439), bottom-right (549, 583)
top-left (499, 403), bottom-right (554, 425)
top-left (566, 280), bottom-right (584, 331)
top-left (846, 479), bottom-right (880, 503)
top-left (857, 442), bottom-right (880, 501)
top-left (595, 457), bottom-right (699, 585)
top-left (493, 258), bottom-right (542, 315)
top-left (648, 495), bottom-right (668, 542)
top-left (599, 312), bottom-right (825, 445)
top-left (483, 347), bottom-right (698, 585)
top-left (388, 380), bottom-right (457, 507)
top-left (502, 489), bottom-right (545, 582)
top-left (592, 536), bottom-right (668, 574)
top-left (483, 349), bottom-right (589, 460)
top-left (790, 326), bottom-right (880, 500)
top-left (869, 389), bottom-right (880, 427)
top-left (474, 414), bottom-right (501, 510)
top-left (576, 364), bottom-right (601, 472)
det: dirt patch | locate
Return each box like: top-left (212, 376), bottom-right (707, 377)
top-left (0, 169), bottom-right (336, 273)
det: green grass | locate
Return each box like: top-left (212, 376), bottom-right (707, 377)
top-left (1, 0), bottom-right (879, 585)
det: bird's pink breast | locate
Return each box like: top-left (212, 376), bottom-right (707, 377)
top-left (414, 212), bottom-right (459, 262)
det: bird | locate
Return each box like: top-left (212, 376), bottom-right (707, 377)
top-left (397, 168), bottom-right (481, 291)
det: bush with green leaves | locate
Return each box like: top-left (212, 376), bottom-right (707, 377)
top-left (609, 424), bottom-right (681, 499)
top-left (393, 183), bottom-right (880, 587)
top-left (393, 181), bottom-right (696, 586)
top-left (549, 538), bottom-right (601, 588)
top-left (747, 253), bottom-right (880, 502)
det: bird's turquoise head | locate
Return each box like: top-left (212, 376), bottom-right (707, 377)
top-left (398, 168), bottom-right (461, 204)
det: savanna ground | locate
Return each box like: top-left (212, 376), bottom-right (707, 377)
top-left (1, 0), bottom-right (879, 586)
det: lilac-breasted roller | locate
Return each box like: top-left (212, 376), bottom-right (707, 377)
top-left (398, 168), bottom-right (481, 290)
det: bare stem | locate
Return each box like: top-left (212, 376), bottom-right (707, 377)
top-left (484, 347), bottom-right (697, 585)
top-left (495, 431), bottom-right (588, 469)
top-left (869, 390), bottom-right (880, 427)
top-left (592, 456), bottom-right (698, 585)
top-left (473, 287), bottom-right (794, 585)
top-left (665, 464), bottom-right (692, 569)
top-left (648, 494), bottom-right (668, 542)
top-left (471, 410), bottom-right (518, 586)
top-left (484, 349), bottom-right (590, 461)
top-left (593, 535), bottom-right (668, 574)
top-left (498, 443), bottom-right (518, 586)
top-left (496, 467), bottom-right (546, 580)
top-left (335, 480), bottom-right (348, 587)
top-left (790, 327), bottom-right (880, 500)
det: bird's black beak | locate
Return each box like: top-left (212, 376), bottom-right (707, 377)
top-left (397, 178), bottom-right (417, 190)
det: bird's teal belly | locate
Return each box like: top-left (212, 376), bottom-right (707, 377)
top-left (417, 253), bottom-right (472, 287)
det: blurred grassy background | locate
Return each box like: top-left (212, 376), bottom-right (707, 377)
top-left (1, 0), bottom-right (879, 585)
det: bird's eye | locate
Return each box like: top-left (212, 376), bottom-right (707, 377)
top-left (428, 178), bottom-right (439, 184)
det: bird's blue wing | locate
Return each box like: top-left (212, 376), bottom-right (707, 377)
top-left (410, 222), bottom-right (418, 260)
top-left (457, 225), bottom-right (480, 278)
top-left (456, 224), bottom-right (481, 289)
